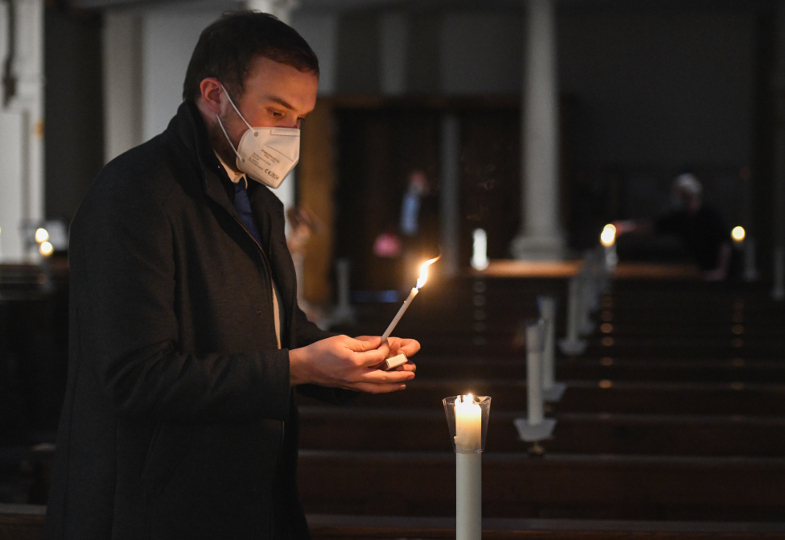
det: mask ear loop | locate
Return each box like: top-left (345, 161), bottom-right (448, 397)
top-left (215, 83), bottom-right (254, 165)
top-left (219, 83), bottom-right (256, 134)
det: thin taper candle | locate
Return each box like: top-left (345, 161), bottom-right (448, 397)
top-left (380, 255), bottom-right (439, 342)
top-left (381, 287), bottom-right (418, 341)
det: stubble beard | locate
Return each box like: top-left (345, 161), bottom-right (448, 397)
top-left (207, 114), bottom-right (243, 175)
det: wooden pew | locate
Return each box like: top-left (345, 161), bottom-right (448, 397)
top-left (298, 407), bottom-right (785, 457)
top-left (3, 504), bottom-right (784, 540)
top-left (300, 379), bottom-right (785, 416)
top-left (411, 356), bottom-right (785, 383)
top-left (297, 450), bottom-right (785, 522)
top-left (308, 514), bottom-right (785, 539)
top-left (0, 504), bottom-right (45, 540)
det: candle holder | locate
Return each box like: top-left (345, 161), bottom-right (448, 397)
top-left (514, 319), bottom-right (556, 456)
top-left (443, 395), bottom-right (491, 540)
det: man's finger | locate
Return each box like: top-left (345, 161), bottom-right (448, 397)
top-left (348, 335), bottom-right (383, 352)
top-left (355, 369), bottom-right (414, 385)
top-left (349, 382), bottom-right (408, 394)
top-left (389, 361), bottom-right (416, 372)
top-left (352, 347), bottom-right (390, 367)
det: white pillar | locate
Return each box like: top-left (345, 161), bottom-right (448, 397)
top-left (440, 113), bottom-right (461, 277)
top-left (247, 0), bottom-right (298, 211)
top-left (103, 11), bottom-right (144, 163)
top-left (774, 5), bottom-right (785, 300)
top-left (511, 0), bottom-right (564, 261)
top-left (246, 0), bottom-right (295, 24)
top-left (0, 0), bottom-right (45, 262)
top-left (379, 11), bottom-right (407, 95)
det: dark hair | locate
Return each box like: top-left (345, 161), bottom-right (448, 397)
top-left (182, 10), bottom-right (319, 102)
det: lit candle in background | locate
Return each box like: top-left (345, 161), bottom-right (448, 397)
top-left (39, 241), bottom-right (54, 257)
top-left (600, 223), bottom-right (618, 271)
top-left (600, 223), bottom-right (616, 247)
top-left (471, 229), bottom-right (488, 271)
top-left (35, 228), bottom-right (49, 244)
top-left (732, 226), bottom-right (745, 245)
top-left (381, 255), bottom-right (440, 341)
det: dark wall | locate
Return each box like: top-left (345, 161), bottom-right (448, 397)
top-left (44, 6), bottom-right (104, 224)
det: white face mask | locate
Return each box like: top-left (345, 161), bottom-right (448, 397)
top-left (216, 84), bottom-right (300, 189)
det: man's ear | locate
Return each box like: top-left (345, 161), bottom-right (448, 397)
top-left (199, 78), bottom-right (223, 115)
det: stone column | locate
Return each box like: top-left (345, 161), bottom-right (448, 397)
top-left (440, 113), bottom-right (461, 277)
top-left (103, 11), bottom-right (143, 163)
top-left (773, 3), bottom-right (785, 300)
top-left (379, 11), bottom-right (408, 95)
top-left (247, 0), bottom-right (298, 213)
top-left (0, 0), bottom-right (45, 262)
top-left (511, 0), bottom-right (565, 261)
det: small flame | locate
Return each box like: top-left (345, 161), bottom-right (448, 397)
top-left (35, 228), bottom-right (49, 244)
top-left (39, 241), bottom-right (54, 257)
top-left (731, 226), bottom-right (745, 242)
top-left (600, 224), bottom-right (616, 247)
top-left (415, 255), bottom-right (441, 289)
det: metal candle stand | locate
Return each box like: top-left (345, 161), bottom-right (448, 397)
top-left (514, 319), bottom-right (556, 456)
top-left (537, 295), bottom-right (566, 403)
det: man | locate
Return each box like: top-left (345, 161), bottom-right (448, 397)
top-left (44, 11), bottom-right (418, 540)
top-left (615, 173), bottom-right (733, 280)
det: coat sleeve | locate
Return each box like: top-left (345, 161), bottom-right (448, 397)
top-left (71, 164), bottom-right (291, 425)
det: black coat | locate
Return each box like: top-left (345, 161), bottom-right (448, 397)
top-left (44, 101), bottom-right (340, 540)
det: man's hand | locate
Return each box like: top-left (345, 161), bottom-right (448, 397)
top-left (289, 335), bottom-right (417, 393)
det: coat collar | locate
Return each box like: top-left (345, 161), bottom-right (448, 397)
top-left (166, 101), bottom-right (296, 339)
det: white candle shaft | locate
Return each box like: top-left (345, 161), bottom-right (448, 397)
top-left (539, 298), bottom-right (556, 390)
top-left (381, 287), bottom-right (418, 340)
top-left (526, 325), bottom-right (544, 425)
top-left (456, 452), bottom-right (481, 540)
top-left (527, 352), bottom-right (544, 425)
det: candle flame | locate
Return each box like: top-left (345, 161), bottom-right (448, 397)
top-left (415, 255), bottom-right (441, 289)
top-left (39, 241), bottom-right (54, 257)
top-left (731, 226), bottom-right (745, 242)
top-left (600, 224), bottom-right (616, 247)
top-left (35, 228), bottom-right (49, 244)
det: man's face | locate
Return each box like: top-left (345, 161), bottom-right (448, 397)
top-left (212, 55), bottom-right (318, 168)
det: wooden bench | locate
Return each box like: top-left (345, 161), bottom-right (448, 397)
top-left (299, 407), bottom-right (785, 457)
top-left (298, 450), bottom-right (785, 521)
top-left (301, 379), bottom-right (785, 416)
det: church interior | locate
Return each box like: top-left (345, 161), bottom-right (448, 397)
top-left (2, 0), bottom-right (785, 538)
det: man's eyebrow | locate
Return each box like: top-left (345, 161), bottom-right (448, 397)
top-left (266, 95), bottom-right (295, 111)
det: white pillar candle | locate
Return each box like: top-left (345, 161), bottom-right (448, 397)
top-left (471, 228), bottom-right (489, 271)
top-left (526, 323), bottom-right (544, 425)
top-left (454, 394), bottom-right (482, 450)
top-left (456, 453), bottom-right (481, 540)
top-left (538, 297), bottom-right (556, 391)
top-left (454, 394), bottom-right (482, 540)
